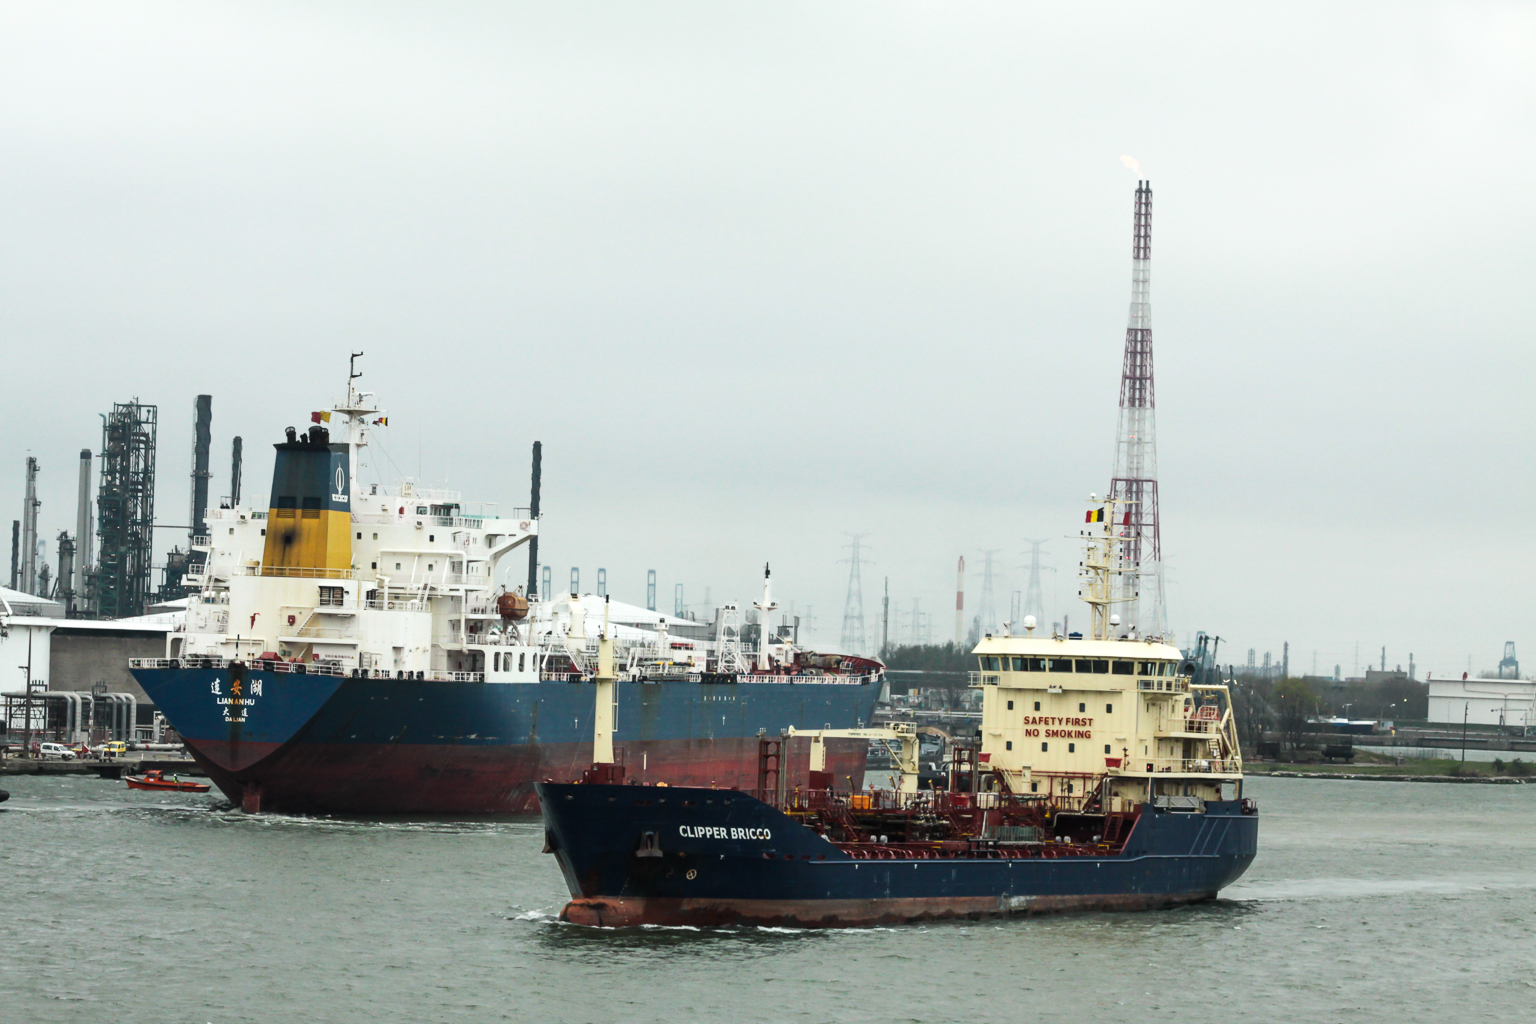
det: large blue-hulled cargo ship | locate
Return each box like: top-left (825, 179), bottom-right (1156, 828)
top-left (537, 499), bottom-right (1257, 926)
top-left (129, 366), bottom-right (880, 814)
top-left (538, 780), bottom-right (1257, 927)
top-left (129, 666), bottom-right (879, 814)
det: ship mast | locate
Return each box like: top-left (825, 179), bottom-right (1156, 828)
top-left (1079, 497), bottom-right (1131, 641)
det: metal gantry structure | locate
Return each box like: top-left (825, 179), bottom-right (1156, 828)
top-left (839, 535), bottom-right (869, 655)
top-left (1021, 539), bottom-right (1052, 627)
top-left (975, 549), bottom-right (1001, 638)
top-left (94, 400), bottom-right (158, 619)
top-left (1106, 181), bottom-right (1167, 637)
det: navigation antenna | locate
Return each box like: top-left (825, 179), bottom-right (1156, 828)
top-left (348, 351), bottom-right (364, 405)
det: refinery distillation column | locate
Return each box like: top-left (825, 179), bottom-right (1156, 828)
top-left (1107, 180), bottom-right (1167, 637)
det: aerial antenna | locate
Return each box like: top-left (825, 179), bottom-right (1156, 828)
top-left (350, 351), bottom-right (364, 381)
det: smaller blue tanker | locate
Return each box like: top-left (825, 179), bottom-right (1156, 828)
top-left (537, 499), bottom-right (1258, 927)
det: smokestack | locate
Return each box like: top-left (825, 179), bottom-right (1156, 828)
top-left (56, 531), bottom-right (75, 609)
top-left (21, 457), bottom-right (40, 595)
top-left (9, 520), bottom-right (17, 590)
top-left (75, 448), bottom-right (92, 601)
top-left (954, 555), bottom-right (965, 646)
top-left (230, 436), bottom-right (242, 505)
top-left (190, 395), bottom-right (212, 545)
top-left (526, 441), bottom-right (542, 598)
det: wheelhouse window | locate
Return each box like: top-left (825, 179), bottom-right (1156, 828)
top-left (1018, 656), bottom-right (1047, 672)
top-left (1048, 659), bottom-right (1073, 673)
top-left (981, 656), bottom-right (1001, 671)
top-left (1111, 660), bottom-right (1134, 675)
top-left (1076, 659), bottom-right (1109, 674)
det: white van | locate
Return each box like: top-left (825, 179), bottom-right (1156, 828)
top-left (38, 742), bottom-right (77, 760)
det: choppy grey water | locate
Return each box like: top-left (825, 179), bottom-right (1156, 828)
top-left (2, 775), bottom-right (1534, 1023)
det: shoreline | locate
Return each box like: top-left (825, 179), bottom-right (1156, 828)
top-left (1250, 770), bottom-right (1528, 785)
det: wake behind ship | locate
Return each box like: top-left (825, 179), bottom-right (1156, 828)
top-left (129, 369), bottom-right (880, 814)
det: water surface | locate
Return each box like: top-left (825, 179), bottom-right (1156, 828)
top-left (3, 775), bottom-right (1533, 1023)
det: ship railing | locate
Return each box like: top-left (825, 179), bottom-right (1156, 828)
top-left (968, 672), bottom-right (1001, 686)
top-left (205, 508), bottom-right (266, 521)
top-left (363, 598), bottom-right (430, 611)
top-left (446, 630), bottom-right (521, 647)
top-left (785, 788), bottom-right (1030, 815)
top-left (736, 673), bottom-right (876, 685)
top-left (1115, 756), bottom-right (1243, 775)
top-left (129, 657), bottom-right (351, 678)
top-left (240, 565), bottom-right (376, 581)
top-left (1161, 717), bottom-right (1218, 735)
top-left (1137, 678), bottom-right (1190, 693)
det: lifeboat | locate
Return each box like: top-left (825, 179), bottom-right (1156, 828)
top-left (124, 770), bottom-right (211, 793)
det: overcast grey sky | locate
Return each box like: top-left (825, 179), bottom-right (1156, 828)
top-left (3, 2), bottom-right (1532, 676)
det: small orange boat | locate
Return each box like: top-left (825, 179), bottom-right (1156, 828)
top-left (125, 770), bottom-right (211, 793)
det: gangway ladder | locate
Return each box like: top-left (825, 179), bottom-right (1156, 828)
top-left (756, 731), bottom-right (783, 808)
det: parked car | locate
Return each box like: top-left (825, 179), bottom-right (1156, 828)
top-left (38, 742), bottom-right (77, 760)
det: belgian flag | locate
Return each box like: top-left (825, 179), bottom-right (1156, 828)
top-left (1085, 508), bottom-right (1105, 523)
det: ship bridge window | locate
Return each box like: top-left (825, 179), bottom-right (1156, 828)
top-left (1111, 660), bottom-right (1134, 675)
top-left (1015, 656), bottom-right (1046, 672)
top-left (1076, 659), bottom-right (1109, 674)
top-left (1048, 659), bottom-right (1073, 673)
top-left (981, 656), bottom-right (1001, 671)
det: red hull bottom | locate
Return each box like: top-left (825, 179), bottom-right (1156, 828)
top-left (183, 738), bottom-right (870, 815)
top-left (560, 891), bottom-right (1219, 928)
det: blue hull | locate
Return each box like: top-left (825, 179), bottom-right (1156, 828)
top-left (129, 667), bottom-right (879, 814)
top-left (537, 781), bottom-right (1258, 926)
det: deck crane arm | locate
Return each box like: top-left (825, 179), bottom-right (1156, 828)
top-left (788, 723), bottom-right (921, 794)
